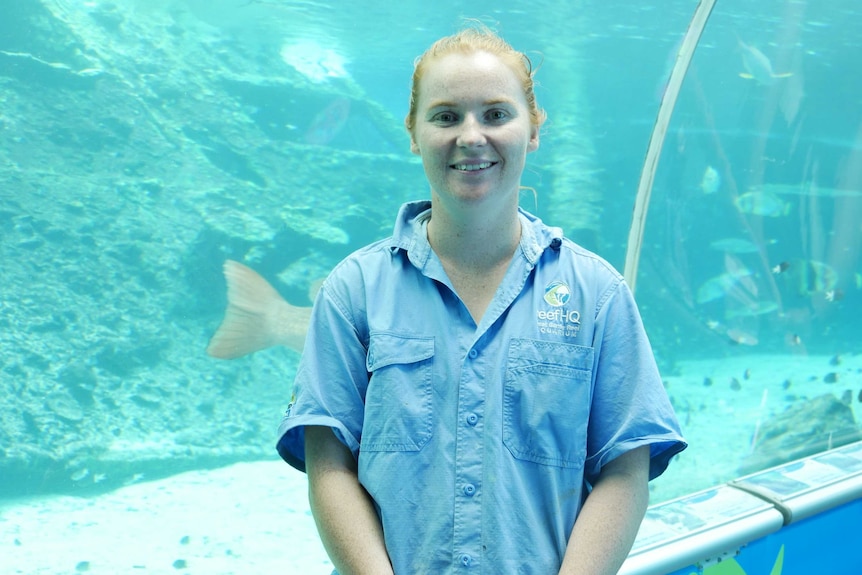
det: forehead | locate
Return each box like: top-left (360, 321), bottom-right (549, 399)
top-left (417, 51), bottom-right (527, 106)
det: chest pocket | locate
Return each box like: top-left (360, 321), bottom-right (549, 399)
top-left (503, 338), bottom-right (594, 468)
top-left (362, 332), bottom-right (435, 452)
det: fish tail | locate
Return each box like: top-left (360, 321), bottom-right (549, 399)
top-left (206, 260), bottom-right (288, 359)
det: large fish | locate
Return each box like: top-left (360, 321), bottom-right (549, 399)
top-left (738, 40), bottom-right (793, 86)
top-left (305, 98), bottom-right (351, 146)
top-left (725, 300), bottom-right (779, 318)
top-left (734, 190), bottom-right (791, 217)
top-left (696, 267), bottom-right (754, 304)
top-left (206, 260), bottom-right (312, 359)
top-left (774, 259), bottom-right (839, 297)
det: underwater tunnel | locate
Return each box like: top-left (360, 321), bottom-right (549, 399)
top-left (0, 0), bottom-right (860, 573)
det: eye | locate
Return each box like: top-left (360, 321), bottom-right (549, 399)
top-left (431, 111), bottom-right (457, 123)
top-left (486, 109), bottom-right (509, 122)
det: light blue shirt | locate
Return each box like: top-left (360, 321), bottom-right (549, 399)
top-left (277, 201), bottom-right (686, 574)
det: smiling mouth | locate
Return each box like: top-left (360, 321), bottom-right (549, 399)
top-left (451, 161), bottom-right (495, 171)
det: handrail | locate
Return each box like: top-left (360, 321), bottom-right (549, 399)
top-left (623, 0), bottom-right (718, 294)
top-left (620, 440), bottom-right (862, 575)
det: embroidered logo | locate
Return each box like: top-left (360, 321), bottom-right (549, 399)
top-left (543, 280), bottom-right (571, 307)
top-left (537, 280), bottom-right (580, 337)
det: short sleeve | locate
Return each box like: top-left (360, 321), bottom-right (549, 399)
top-left (584, 280), bottom-right (687, 483)
top-left (276, 277), bottom-right (370, 472)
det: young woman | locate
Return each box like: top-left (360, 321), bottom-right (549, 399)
top-left (277, 25), bottom-right (686, 575)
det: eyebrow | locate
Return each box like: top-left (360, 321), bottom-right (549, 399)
top-left (427, 97), bottom-right (517, 109)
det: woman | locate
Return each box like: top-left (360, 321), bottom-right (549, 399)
top-left (277, 25), bottom-right (686, 575)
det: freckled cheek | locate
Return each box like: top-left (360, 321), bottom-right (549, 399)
top-left (415, 132), bottom-right (451, 155)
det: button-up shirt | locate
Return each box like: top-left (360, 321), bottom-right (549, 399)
top-left (277, 201), bottom-right (686, 574)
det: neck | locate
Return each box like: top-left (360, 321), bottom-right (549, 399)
top-left (426, 198), bottom-right (521, 271)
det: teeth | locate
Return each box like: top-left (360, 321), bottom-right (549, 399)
top-left (454, 162), bottom-right (492, 171)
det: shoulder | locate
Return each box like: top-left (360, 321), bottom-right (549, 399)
top-left (539, 237), bottom-right (632, 317)
top-left (520, 209), bottom-right (622, 285)
top-left (323, 237), bottom-right (400, 294)
top-left (557, 238), bottom-right (623, 282)
top-left (326, 200), bottom-right (428, 283)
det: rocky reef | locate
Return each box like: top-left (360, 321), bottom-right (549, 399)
top-left (739, 393), bottom-right (861, 476)
top-left (0, 0), bottom-right (420, 496)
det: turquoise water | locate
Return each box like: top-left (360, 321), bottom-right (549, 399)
top-left (1, 0), bottom-right (860, 559)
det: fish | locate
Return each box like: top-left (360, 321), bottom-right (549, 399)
top-left (823, 372), bottom-right (839, 384)
top-left (829, 355), bottom-right (842, 366)
top-left (730, 377), bottom-right (742, 391)
top-left (700, 165), bottom-right (721, 194)
top-left (727, 328), bottom-right (758, 346)
top-left (696, 267), bottom-right (753, 303)
top-left (738, 40), bottom-right (794, 86)
top-left (779, 259), bottom-right (838, 297)
top-left (725, 300), bottom-right (779, 319)
top-left (703, 377), bottom-right (713, 387)
top-left (207, 260), bottom-right (312, 359)
top-left (70, 468), bottom-right (89, 482)
top-left (749, 183), bottom-right (862, 198)
top-left (786, 333), bottom-right (802, 346)
top-left (772, 261), bottom-right (791, 274)
top-left (709, 238), bottom-right (761, 254)
top-left (734, 190), bottom-right (790, 217)
top-left (305, 98), bottom-right (351, 145)
top-left (824, 289), bottom-right (843, 302)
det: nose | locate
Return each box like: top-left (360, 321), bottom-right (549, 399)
top-left (456, 114), bottom-right (486, 147)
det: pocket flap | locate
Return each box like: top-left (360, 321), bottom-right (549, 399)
top-left (507, 337), bottom-right (594, 372)
top-left (367, 333), bottom-right (435, 371)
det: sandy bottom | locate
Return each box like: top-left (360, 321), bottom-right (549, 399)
top-left (650, 352), bottom-right (862, 501)
top-left (1, 353), bottom-right (859, 574)
top-left (0, 461), bottom-right (331, 575)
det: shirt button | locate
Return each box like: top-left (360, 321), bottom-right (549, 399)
top-left (463, 483), bottom-right (476, 496)
top-left (460, 553), bottom-right (472, 567)
top-left (466, 413), bottom-right (478, 426)
top-left (468, 348), bottom-right (478, 359)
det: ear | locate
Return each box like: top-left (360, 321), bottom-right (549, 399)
top-left (405, 118), bottom-right (421, 155)
top-left (527, 125), bottom-right (539, 153)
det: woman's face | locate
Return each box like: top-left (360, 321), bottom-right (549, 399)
top-left (409, 51), bottom-right (539, 210)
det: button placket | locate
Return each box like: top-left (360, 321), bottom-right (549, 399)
top-left (454, 339), bottom-right (484, 570)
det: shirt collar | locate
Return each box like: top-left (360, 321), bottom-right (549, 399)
top-left (517, 208), bottom-right (563, 265)
top-left (388, 200), bottom-right (563, 268)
